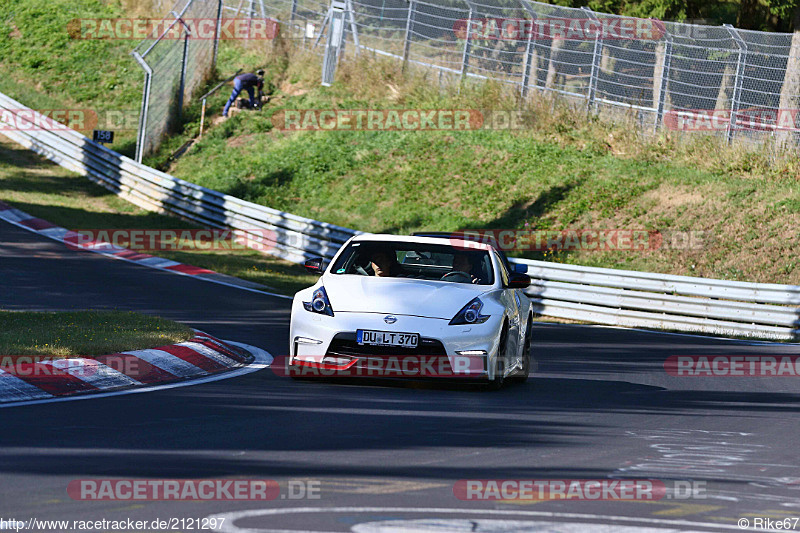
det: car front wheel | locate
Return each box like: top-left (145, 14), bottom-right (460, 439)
top-left (510, 315), bottom-right (532, 384)
top-left (485, 322), bottom-right (509, 391)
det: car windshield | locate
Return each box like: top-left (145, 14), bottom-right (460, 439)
top-left (331, 241), bottom-right (495, 285)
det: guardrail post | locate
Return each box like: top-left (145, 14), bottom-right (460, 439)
top-left (582, 7), bottom-right (603, 111)
top-left (724, 24), bottom-right (747, 144)
top-left (653, 30), bottom-right (673, 133)
top-left (401, 0), bottom-right (416, 71)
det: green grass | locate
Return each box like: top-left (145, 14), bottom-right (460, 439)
top-left (0, 310), bottom-right (193, 356)
top-left (0, 136), bottom-right (319, 295)
top-left (0, 0), bottom-right (148, 157)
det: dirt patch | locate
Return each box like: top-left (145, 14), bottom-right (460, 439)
top-left (226, 133), bottom-right (260, 148)
top-left (641, 185), bottom-right (705, 209)
top-left (280, 81), bottom-right (308, 97)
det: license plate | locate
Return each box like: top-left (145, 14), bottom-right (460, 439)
top-left (357, 329), bottom-right (419, 348)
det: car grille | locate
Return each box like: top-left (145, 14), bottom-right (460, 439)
top-left (326, 332), bottom-right (447, 357)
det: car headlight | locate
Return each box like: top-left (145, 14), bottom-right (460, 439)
top-left (449, 297), bottom-right (490, 325)
top-left (303, 286), bottom-right (334, 316)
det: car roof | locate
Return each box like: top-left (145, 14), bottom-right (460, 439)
top-left (410, 231), bottom-right (510, 260)
top-left (350, 233), bottom-right (492, 251)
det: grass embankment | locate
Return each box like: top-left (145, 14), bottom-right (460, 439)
top-left (0, 310), bottom-right (193, 356)
top-left (0, 0), bottom-right (283, 160)
top-left (161, 44), bottom-right (800, 285)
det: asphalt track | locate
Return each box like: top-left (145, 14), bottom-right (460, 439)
top-left (1, 217), bottom-right (800, 532)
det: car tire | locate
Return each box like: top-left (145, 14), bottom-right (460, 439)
top-left (485, 323), bottom-right (508, 391)
top-left (510, 315), bottom-right (532, 384)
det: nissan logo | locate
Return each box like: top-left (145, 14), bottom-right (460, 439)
top-left (384, 315), bottom-right (397, 324)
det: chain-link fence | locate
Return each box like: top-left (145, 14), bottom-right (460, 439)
top-left (132, 0), bottom-right (223, 162)
top-left (231, 0), bottom-right (800, 146)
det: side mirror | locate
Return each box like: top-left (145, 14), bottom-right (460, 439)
top-left (507, 272), bottom-right (531, 289)
top-left (513, 263), bottom-right (527, 274)
top-left (304, 257), bottom-right (324, 274)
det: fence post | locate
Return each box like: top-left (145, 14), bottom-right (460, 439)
top-left (321, 0), bottom-right (347, 86)
top-left (653, 30), bottom-right (672, 133)
top-left (178, 33), bottom-right (189, 117)
top-left (290, 0), bottom-right (298, 26)
top-left (460, 7), bottom-right (473, 81)
top-left (345, 0), bottom-right (360, 54)
top-left (724, 24), bottom-right (747, 145)
top-left (131, 51), bottom-right (152, 164)
top-left (582, 7), bottom-right (602, 110)
top-left (213, 0), bottom-right (223, 68)
top-left (402, 0), bottom-right (416, 70)
top-left (519, 0), bottom-right (538, 98)
top-left (520, 23), bottom-right (535, 97)
top-left (169, 12), bottom-right (192, 119)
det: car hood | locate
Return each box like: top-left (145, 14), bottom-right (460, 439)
top-left (323, 275), bottom-right (488, 319)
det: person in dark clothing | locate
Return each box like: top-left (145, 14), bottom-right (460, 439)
top-left (368, 249), bottom-right (402, 278)
top-left (222, 70), bottom-right (264, 117)
top-left (451, 253), bottom-right (481, 284)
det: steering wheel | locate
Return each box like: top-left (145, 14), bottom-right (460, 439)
top-left (440, 270), bottom-right (472, 283)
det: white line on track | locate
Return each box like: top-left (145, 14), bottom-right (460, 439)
top-left (204, 506), bottom-right (759, 533)
top-left (0, 213), bottom-right (292, 300)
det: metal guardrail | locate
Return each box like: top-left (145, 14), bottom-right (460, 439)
top-left (0, 91), bottom-right (359, 265)
top-left (510, 258), bottom-right (800, 340)
top-left (1, 90), bottom-right (798, 340)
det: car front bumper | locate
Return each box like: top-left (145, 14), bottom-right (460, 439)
top-left (289, 311), bottom-right (503, 379)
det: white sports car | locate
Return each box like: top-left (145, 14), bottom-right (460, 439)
top-left (289, 234), bottom-right (535, 388)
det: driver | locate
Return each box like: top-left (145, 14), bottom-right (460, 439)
top-left (369, 249), bottom-right (401, 278)
top-left (450, 253), bottom-right (481, 284)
